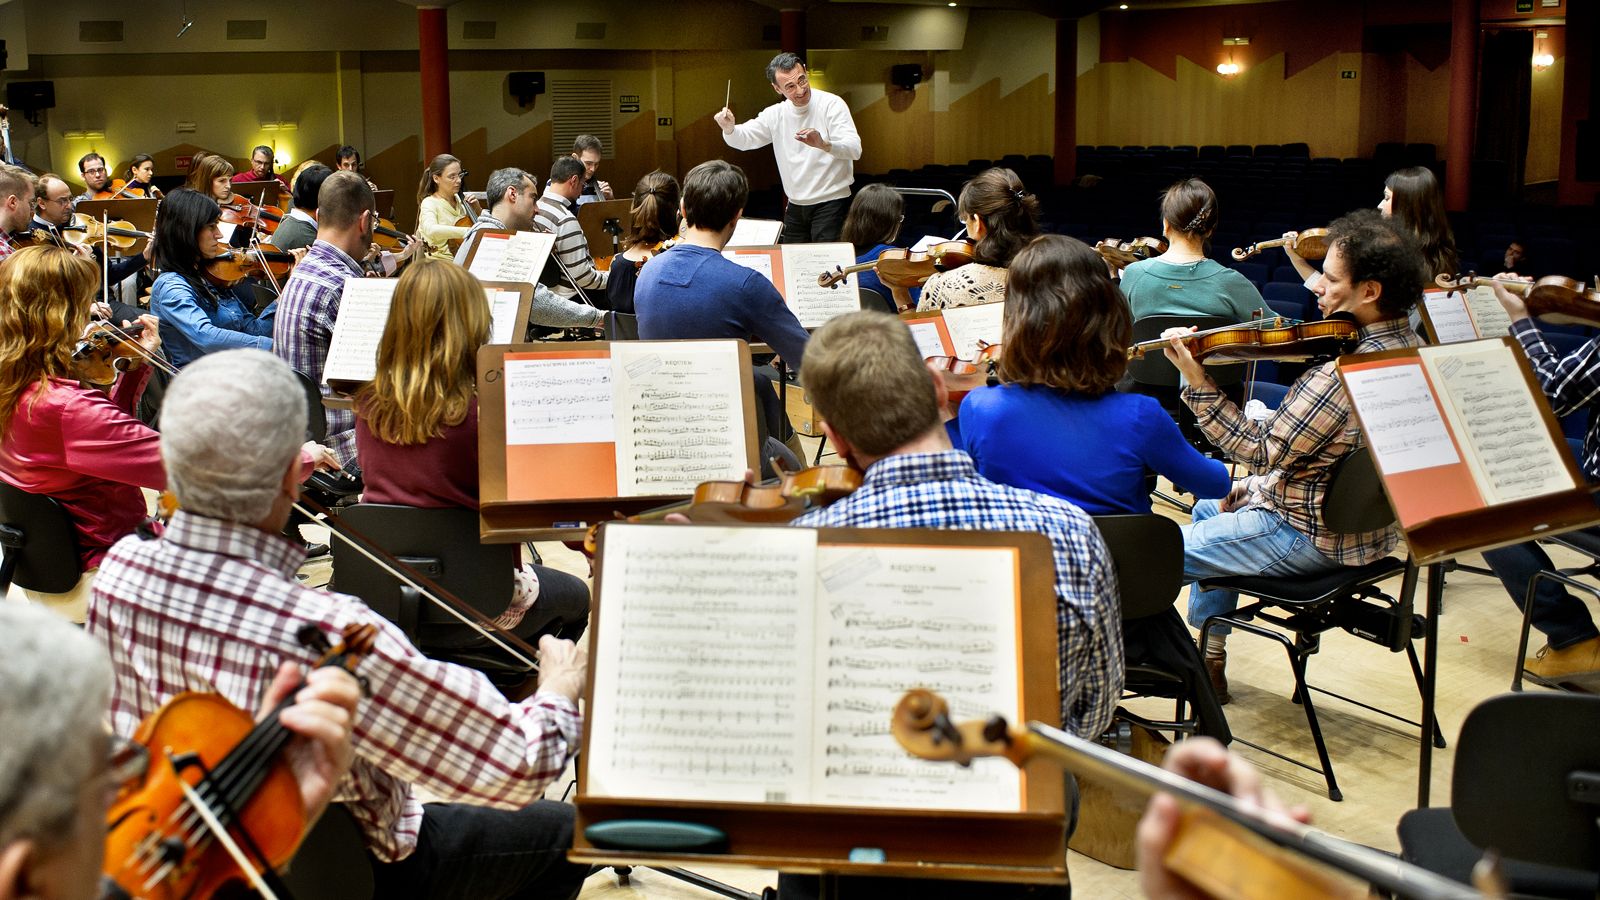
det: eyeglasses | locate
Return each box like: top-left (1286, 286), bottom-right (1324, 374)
top-left (776, 74), bottom-right (810, 95)
top-left (444, 171), bottom-right (466, 181)
top-left (83, 166), bottom-right (107, 176)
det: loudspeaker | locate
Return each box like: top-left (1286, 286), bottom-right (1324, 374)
top-left (1578, 120), bottom-right (1599, 183)
top-left (890, 64), bottom-right (922, 90)
top-left (6, 80), bottom-right (53, 111)
top-left (508, 71), bottom-right (545, 107)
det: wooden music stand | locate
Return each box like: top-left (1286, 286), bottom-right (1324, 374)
top-left (372, 189), bottom-right (395, 220)
top-left (577, 198), bottom-right (634, 262)
top-left (477, 339), bottom-right (762, 543)
top-left (898, 300), bottom-right (1005, 362)
top-left (571, 523), bottom-right (1069, 886)
top-left (72, 199), bottom-right (157, 257)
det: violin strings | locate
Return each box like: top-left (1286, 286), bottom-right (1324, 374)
top-left (89, 320), bottom-right (180, 377)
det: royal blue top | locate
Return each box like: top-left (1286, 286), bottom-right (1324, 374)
top-left (855, 243), bottom-right (920, 312)
top-left (151, 272), bottom-right (274, 368)
top-left (948, 383), bottom-right (1232, 515)
top-left (635, 243), bottom-right (810, 371)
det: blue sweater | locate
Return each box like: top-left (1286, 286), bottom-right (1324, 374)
top-left (150, 272), bottom-right (275, 369)
top-left (948, 383), bottom-right (1231, 515)
top-left (635, 244), bottom-right (810, 371)
top-left (856, 243), bottom-right (920, 312)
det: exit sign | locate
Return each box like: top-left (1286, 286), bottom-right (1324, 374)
top-left (1340, 70), bottom-right (1357, 79)
top-left (1516, 0), bottom-right (1534, 11)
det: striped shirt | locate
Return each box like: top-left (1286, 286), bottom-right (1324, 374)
top-left (1181, 317), bottom-right (1421, 565)
top-left (1511, 318), bottom-right (1600, 480)
top-left (272, 239), bottom-right (363, 463)
top-left (794, 450), bottom-right (1123, 739)
top-left (87, 512), bottom-right (581, 862)
top-left (534, 191), bottom-right (606, 298)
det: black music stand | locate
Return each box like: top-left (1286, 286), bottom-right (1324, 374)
top-left (232, 180), bottom-right (285, 208)
top-left (372, 189), bottom-right (395, 220)
top-left (578, 199), bottom-right (634, 261)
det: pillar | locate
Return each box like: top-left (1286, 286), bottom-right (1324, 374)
top-left (418, 7), bottom-right (451, 160)
top-left (1444, 0), bottom-right (1477, 211)
top-left (1053, 18), bottom-right (1078, 189)
top-left (781, 9), bottom-right (805, 62)
top-left (1558, 0), bottom-right (1596, 205)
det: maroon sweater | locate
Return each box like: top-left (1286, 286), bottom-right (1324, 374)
top-left (355, 398), bottom-right (480, 510)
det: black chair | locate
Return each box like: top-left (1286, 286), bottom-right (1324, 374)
top-left (292, 369), bottom-right (328, 443)
top-left (280, 805), bottom-right (376, 900)
top-left (0, 482), bottom-right (83, 595)
top-left (1196, 448), bottom-right (1442, 801)
top-left (1095, 514), bottom-right (1231, 743)
top-left (1512, 526), bottom-right (1600, 693)
top-left (1397, 693), bottom-right (1600, 897)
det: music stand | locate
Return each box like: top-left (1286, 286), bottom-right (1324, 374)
top-left (372, 189), bottom-right (395, 220)
top-left (578, 199), bottom-right (634, 261)
top-left (231, 180), bottom-right (284, 208)
top-left (72, 199), bottom-right (158, 257)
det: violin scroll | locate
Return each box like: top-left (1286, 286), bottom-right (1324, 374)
top-left (891, 689), bottom-right (1034, 769)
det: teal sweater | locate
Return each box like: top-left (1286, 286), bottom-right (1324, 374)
top-left (1119, 258), bottom-right (1265, 323)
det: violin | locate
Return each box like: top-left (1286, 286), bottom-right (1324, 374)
top-left (1233, 228), bottom-right (1331, 262)
top-left (37, 213), bottom-right (149, 251)
top-left (1095, 236), bottom-right (1168, 269)
top-left (71, 320), bottom-right (177, 384)
top-left (115, 181), bottom-right (164, 200)
top-left (204, 246), bottom-right (297, 287)
top-left (817, 241), bottom-right (977, 290)
top-left (372, 216), bottom-right (413, 251)
top-left (89, 178), bottom-right (131, 202)
top-left (1435, 272), bottom-right (1600, 328)
top-left (219, 193), bottom-right (284, 235)
top-left (1127, 317), bottom-right (1361, 365)
top-left (103, 623), bottom-right (377, 900)
top-left (927, 340), bottom-right (1003, 404)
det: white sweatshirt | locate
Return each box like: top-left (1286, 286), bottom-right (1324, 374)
top-left (722, 88), bottom-right (861, 206)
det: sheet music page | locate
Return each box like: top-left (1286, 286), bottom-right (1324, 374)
top-left (485, 289), bottom-right (523, 345)
top-left (320, 278), bottom-right (399, 384)
top-left (1462, 286), bottom-right (1513, 338)
top-left (587, 524), bottom-right (818, 803)
top-left (1422, 292), bottom-right (1478, 344)
top-left (940, 300), bottom-right (1006, 360)
top-left (907, 320), bottom-right (948, 360)
top-left (810, 543), bottom-right (1025, 812)
top-left (502, 356), bottom-right (614, 445)
top-left (910, 234), bottom-right (949, 253)
top-left (1423, 341), bottom-right (1575, 504)
top-left (467, 231), bottom-right (555, 284)
top-left (726, 218), bottom-right (783, 247)
top-left (780, 243), bottom-right (861, 329)
top-left (722, 249), bottom-right (775, 286)
top-left (1342, 365), bottom-right (1461, 474)
top-left (610, 341), bottom-right (749, 496)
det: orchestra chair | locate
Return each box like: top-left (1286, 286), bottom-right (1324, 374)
top-left (329, 504), bottom-right (536, 691)
top-left (1396, 693), bottom-right (1600, 898)
top-left (1195, 448), bottom-right (1443, 801)
top-left (1094, 514), bottom-right (1231, 743)
top-left (279, 805), bottom-right (375, 900)
top-left (292, 369), bottom-right (328, 443)
top-left (0, 482), bottom-right (83, 596)
top-left (1512, 526), bottom-right (1600, 693)
top-left (604, 311), bottom-right (640, 341)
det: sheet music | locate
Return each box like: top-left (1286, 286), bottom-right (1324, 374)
top-left (1342, 365), bottom-right (1461, 475)
top-left (466, 231), bottom-right (555, 284)
top-left (780, 243), bottom-right (861, 329)
top-left (1422, 292), bottom-right (1478, 344)
top-left (320, 279), bottom-right (399, 384)
top-left (727, 218), bottom-right (783, 248)
top-left (485, 289), bottom-right (524, 345)
top-left (910, 234), bottom-right (949, 253)
top-left (610, 342), bottom-right (748, 496)
top-left (503, 356), bottom-right (614, 445)
top-left (1463, 286), bottom-right (1513, 338)
top-left (587, 525), bottom-right (818, 803)
top-left (907, 320), bottom-right (948, 360)
top-left (810, 544), bottom-right (1025, 812)
top-left (1424, 342), bottom-right (1574, 504)
top-left (723, 249), bottom-right (774, 284)
top-left (940, 300), bottom-right (1006, 360)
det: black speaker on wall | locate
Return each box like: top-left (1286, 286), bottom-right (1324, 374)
top-left (6, 80), bottom-right (53, 111)
top-left (509, 71), bottom-right (545, 107)
top-left (890, 64), bottom-right (922, 91)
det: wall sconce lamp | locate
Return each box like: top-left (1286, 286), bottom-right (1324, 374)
top-left (1533, 34), bottom-right (1554, 71)
top-left (1217, 59), bottom-right (1241, 77)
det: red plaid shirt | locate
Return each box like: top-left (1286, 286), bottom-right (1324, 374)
top-left (87, 512), bottom-right (582, 862)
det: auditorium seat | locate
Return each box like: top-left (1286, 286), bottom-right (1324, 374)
top-left (1198, 145), bottom-right (1225, 160)
top-left (1262, 282), bottom-right (1316, 320)
top-left (1226, 145), bottom-right (1253, 157)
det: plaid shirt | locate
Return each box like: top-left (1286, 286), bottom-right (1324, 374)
top-left (0, 230), bottom-right (15, 262)
top-left (794, 450), bottom-right (1123, 739)
top-left (1512, 318), bottom-right (1600, 480)
top-left (1182, 317), bottom-right (1420, 566)
top-left (87, 512), bottom-right (581, 862)
top-left (273, 240), bottom-right (363, 463)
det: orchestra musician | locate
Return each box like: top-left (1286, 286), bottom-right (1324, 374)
top-left (89, 348), bottom-right (594, 900)
top-left (148, 188), bottom-right (279, 367)
top-left (31, 172), bottom-right (150, 282)
top-left (120, 153), bottom-right (164, 199)
top-left (232, 143), bottom-right (292, 192)
top-left (715, 52), bottom-right (861, 243)
top-left (570, 133), bottom-right (613, 205)
top-left (1119, 178), bottom-right (1263, 323)
top-left (533, 156), bottom-right (609, 300)
top-left (1283, 166), bottom-right (1460, 286)
top-left (0, 601), bottom-right (360, 900)
top-left (73, 152), bottom-right (111, 204)
top-left (916, 167), bottom-right (1039, 311)
top-left (605, 170), bottom-right (680, 317)
top-left (184, 152), bottom-right (237, 204)
top-left (337, 144), bottom-right (380, 191)
top-left (0, 164), bottom-right (35, 261)
top-left (469, 167), bottom-right (605, 331)
top-left (415, 154), bottom-right (472, 260)
top-left (839, 183), bottom-right (919, 312)
top-left (1161, 210), bottom-right (1425, 703)
top-left (354, 259), bottom-right (592, 641)
top-left (273, 163), bottom-right (332, 252)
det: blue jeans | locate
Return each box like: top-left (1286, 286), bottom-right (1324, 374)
top-left (1482, 538), bottom-right (1600, 650)
top-left (1181, 501), bottom-right (1344, 635)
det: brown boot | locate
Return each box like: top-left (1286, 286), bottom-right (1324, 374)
top-left (1204, 653), bottom-right (1232, 705)
top-left (1527, 636), bottom-right (1600, 682)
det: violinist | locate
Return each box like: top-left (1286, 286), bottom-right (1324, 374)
top-left (90, 348), bottom-right (594, 900)
top-left (570, 133), bottom-right (613, 206)
top-left (0, 164), bottom-right (35, 261)
top-left (355, 260), bottom-right (591, 640)
top-left (120, 153), bottom-right (163, 199)
top-left (0, 602), bottom-right (360, 900)
top-left (471, 167), bottom-right (603, 330)
top-left (916, 167), bottom-right (1039, 311)
top-left (232, 144), bottom-right (291, 192)
top-left (1119, 178), bottom-right (1262, 323)
top-left (605, 169), bottom-right (680, 316)
top-left (73, 152), bottom-right (111, 204)
top-left (838, 183), bottom-right (919, 312)
top-left (149, 188), bottom-right (277, 367)
top-left (273, 163), bottom-right (332, 252)
top-left (31, 174), bottom-right (150, 299)
top-left (534, 156), bottom-right (609, 299)
top-left (0, 245), bottom-right (164, 622)
top-left (1162, 210), bottom-right (1424, 703)
top-left (415, 153), bottom-right (472, 260)
top-left (185, 152), bottom-right (240, 211)
top-left (336, 144), bottom-right (379, 190)
top-left (1283, 167), bottom-right (1460, 286)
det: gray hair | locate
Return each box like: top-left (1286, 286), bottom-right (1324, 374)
top-left (485, 167), bottom-right (532, 207)
top-left (160, 349), bottom-right (307, 524)
top-left (0, 603), bottom-right (110, 847)
top-left (766, 52), bottom-right (804, 85)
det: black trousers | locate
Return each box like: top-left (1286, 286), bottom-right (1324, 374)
top-left (781, 196), bottom-right (851, 243)
top-left (369, 800), bottom-right (591, 900)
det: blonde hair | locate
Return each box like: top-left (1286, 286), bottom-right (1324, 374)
top-left (0, 246), bottom-right (100, 434)
top-left (416, 154), bottom-right (460, 209)
top-left (357, 259), bottom-right (489, 444)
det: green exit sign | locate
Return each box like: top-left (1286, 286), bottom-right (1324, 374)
top-left (1516, 0), bottom-right (1534, 11)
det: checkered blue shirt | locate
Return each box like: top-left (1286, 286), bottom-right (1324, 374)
top-left (795, 450), bottom-right (1124, 738)
top-left (273, 239), bottom-right (364, 463)
top-left (1512, 318), bottom-right (1600, 480)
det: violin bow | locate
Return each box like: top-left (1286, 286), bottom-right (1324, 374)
top-left (85, 318), bottom-right (180, 377)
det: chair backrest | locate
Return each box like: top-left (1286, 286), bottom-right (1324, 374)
top-left (1322, 446), bottom-right (1396, 535)
top-left (1092, 514), bottom-right (1184, 620)
top-left (859, 286), bottom-right (895, 314)
top-left (292, 369), bottom-right (328, 443)
top-left (1128, 315), bottom-right (1245, 389)
top-left (1452, 692), bottom-right (1600, 871)
top-left (604, 312), bottom-right (640, 341)
top-left (0, 482), bottom-right (84, 593)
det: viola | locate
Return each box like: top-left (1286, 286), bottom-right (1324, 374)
top-left (219, 194), bottom-right (284, 235)
top-left (1233, 228), bottom-right (1331, 262)
top-left (1096, 236), bottom-right (1168, 269)
top-left (89, 178), bottom-right (131, 202)
top-left (71, 320), bottom-right (177, 384)
top-left (103, 624), bottom-right (377, 900)
top-left (204, 245), bottom-right (298, 287)
top-left (817, 240), bottom-right (977, 290)
top-left (926, 340), bottom-right (1003, 403)
top-left (892, 690), bottom-right (1489, 900)
top-left (1435, 272), bottom-right (1600, 328)
top-left (1127, 317), bottom-right (1361, 365)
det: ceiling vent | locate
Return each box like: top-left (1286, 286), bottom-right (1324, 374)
top-left (463, 20), bottom-right (496, 40)
top-left (79, 20), bottom-right (124, 43)
top-left (575, 22), bottom-right (607, 40)
top-left (226, 20), bottom-right (268, 40)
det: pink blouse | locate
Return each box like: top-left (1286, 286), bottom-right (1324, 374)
top-left (0, 368), bottom-right (166, 569)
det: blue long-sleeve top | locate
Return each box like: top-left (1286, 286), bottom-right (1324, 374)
top-left (635, 243), bottom-right (810, 371)
top-left (150, 272), bottom-right (275, 368)
top-left (948, 382), bottom-right (1232, 515)
top-left (855, 242), bottom-right (920, 312)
